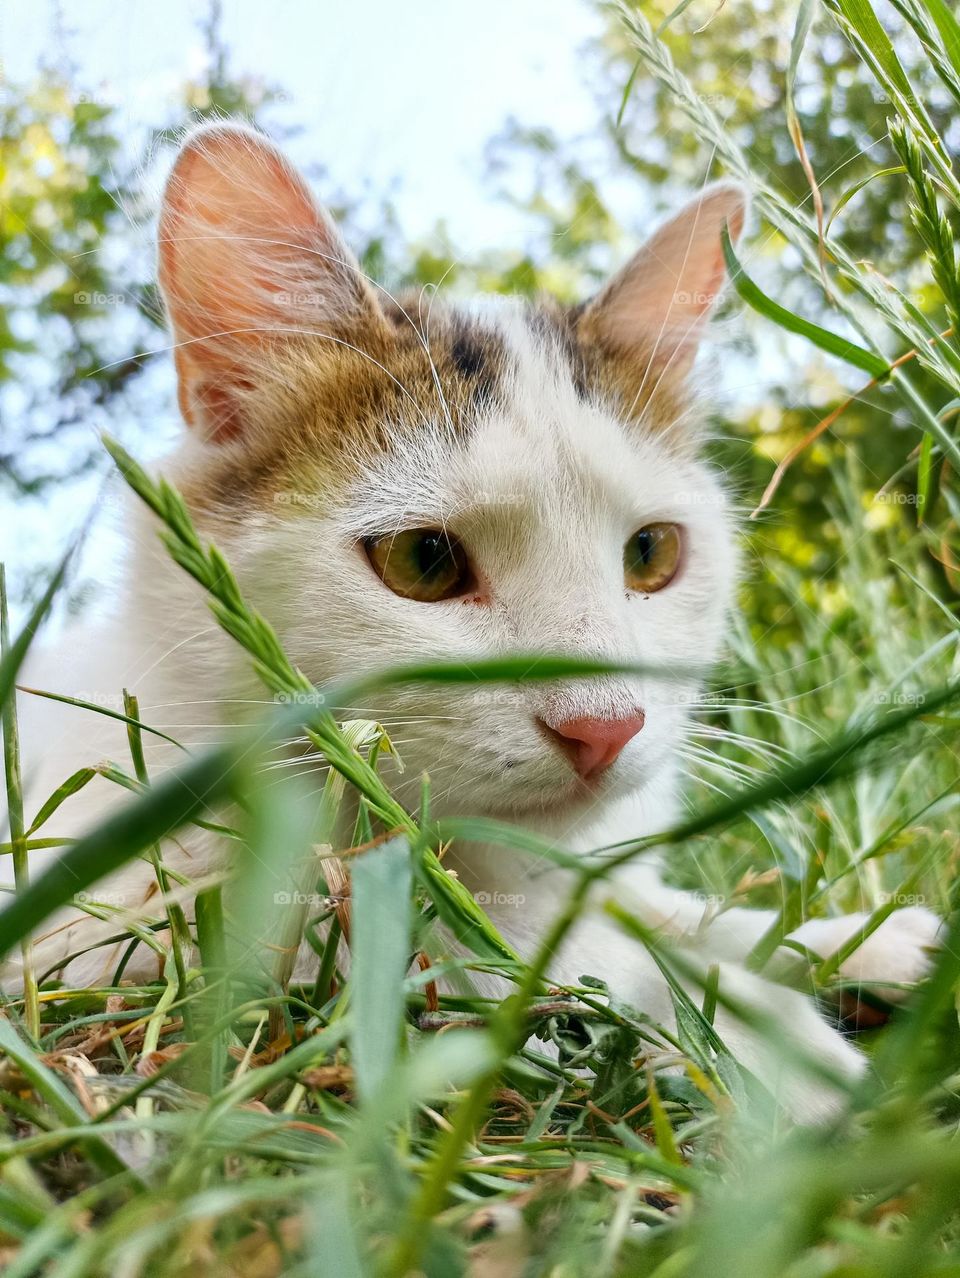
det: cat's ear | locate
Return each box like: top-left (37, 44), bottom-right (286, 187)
top-left (579, 182), bottom-right (748, 381)
top-left (158, 122), bottom-right (384, 442)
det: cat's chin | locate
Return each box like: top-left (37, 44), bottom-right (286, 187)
top-left (479, 770), bottom-right (638, 829)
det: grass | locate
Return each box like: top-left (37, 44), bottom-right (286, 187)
top-left (3, 1), bottom-right (960, 1274)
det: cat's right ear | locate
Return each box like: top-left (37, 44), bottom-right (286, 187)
top-left (578, 182), bottom-right (748, 398)
top-left (158, 123), bottom-right (385, 443)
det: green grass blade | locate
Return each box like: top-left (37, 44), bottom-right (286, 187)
top-left (350, 834), bottom-right (413, 1104)
top-left (25, 769), bottom-right (97, 837)
top-left (721, 225), bottom-right (889, 377)
top-left (920, 0), bottom-right (960, 82)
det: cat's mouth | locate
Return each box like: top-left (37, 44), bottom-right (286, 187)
top-left (494, 761), bottom-right (626, 822)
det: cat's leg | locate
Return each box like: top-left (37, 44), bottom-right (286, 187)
top-left (693, 901), bottom-right (942, 995)
top-left (616, 859), bottom-right (942, 995)
top-left (602, 861), bottom-right (939, 1118)
top-left (788, 907), bottom-right (943, 1000)
top-left (556, 884), bottom-right (866, 1121)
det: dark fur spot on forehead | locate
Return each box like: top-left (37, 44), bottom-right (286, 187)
top-left (450, 322), bottom-right (498, 407)
top-left (565, 299), bottom-right (694, 449)
top-left (521, 296), bottom-right (696, 452)
top-left (528, 303), bottom-right (590, 399)
top-left (451, 330), bottom-right (487, 380)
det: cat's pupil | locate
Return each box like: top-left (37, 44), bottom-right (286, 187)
top-left (417, 533), bottom-right (452, 577)
top-left (633, 530), bottom-right (655, 565)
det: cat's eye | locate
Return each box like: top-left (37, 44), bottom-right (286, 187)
top-left (366, 528), bottom-right (472, 602)
top-left (624, 523), bottom-right (682, 593)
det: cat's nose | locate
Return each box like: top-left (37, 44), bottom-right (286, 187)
top-left (540, 713), bottom-right (645, 781)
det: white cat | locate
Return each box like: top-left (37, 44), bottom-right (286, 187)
top-left (4, 124), bottom-right (940, 1118)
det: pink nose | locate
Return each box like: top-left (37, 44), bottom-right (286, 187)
top-left (540, 713), bottom-right (645, 781)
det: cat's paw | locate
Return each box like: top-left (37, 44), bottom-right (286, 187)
top-left (791, 905), bottom-right (943, 1001)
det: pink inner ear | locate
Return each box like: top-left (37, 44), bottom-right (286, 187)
top-left (157, 124), bottom-right (381, 441)
top-left (159, 129), bottom-right (329, 347)
top-left (583, 184), bottom-right (748, 370)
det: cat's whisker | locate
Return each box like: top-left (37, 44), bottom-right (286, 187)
top-left (675, 764), bottom-right (735, 800)
top-left (127, 626), bottom-right (223, 685)
top-left (674, 745), bottom-right (763, 786)
top-left (687, 724), bottom-right (794, 762)
top-left (674, 736), bottom-right (755, 787)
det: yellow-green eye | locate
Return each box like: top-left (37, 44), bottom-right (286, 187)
top-left (366, 528), bottom-right (472, 602)
top-left (624, 523), bottom-right (682, 593)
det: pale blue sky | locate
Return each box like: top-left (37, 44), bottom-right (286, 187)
top-left (5, 0), bottom-right (607, 249)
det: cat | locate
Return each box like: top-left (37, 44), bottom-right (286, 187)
top-left (4, 123), bottom-right (941, 1118)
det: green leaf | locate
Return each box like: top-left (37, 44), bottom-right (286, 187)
top-left (0, 555), bottom-right (70, 720)
top-left (834, 0), bottom-right (916, 98)
top-left (647, 1070), bottom-right (683, 1166)
top-left (721, 225), bottom-right (890, 377)
top-left (917, 429), bottom-right (935, 522)
top-left (922, 0), bottom-right (960, 83)
top-left (14, 686), bottom-right (184, 751)
top-left (825, 166), bottom-right (906, 237)
top-left (25, 768), bottom-right (97, 836)
top-left (350, 835), bottom-right (413, 1104)
top-left (0, 740), bottom-right (251, 957)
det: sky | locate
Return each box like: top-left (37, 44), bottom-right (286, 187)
top-left (4, 0), bottom-right (607, 250)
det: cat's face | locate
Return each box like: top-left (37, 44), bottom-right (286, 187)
top-left (157, 125), bottom-right (743, 827)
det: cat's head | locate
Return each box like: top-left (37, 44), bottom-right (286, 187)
top-left (156, 123), bottom-right (745, 828)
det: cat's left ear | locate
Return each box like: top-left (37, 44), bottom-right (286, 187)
top-left (579, 182), bottom-right (748, 380)
top-left (158, 123), bottom-right (386, 444)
